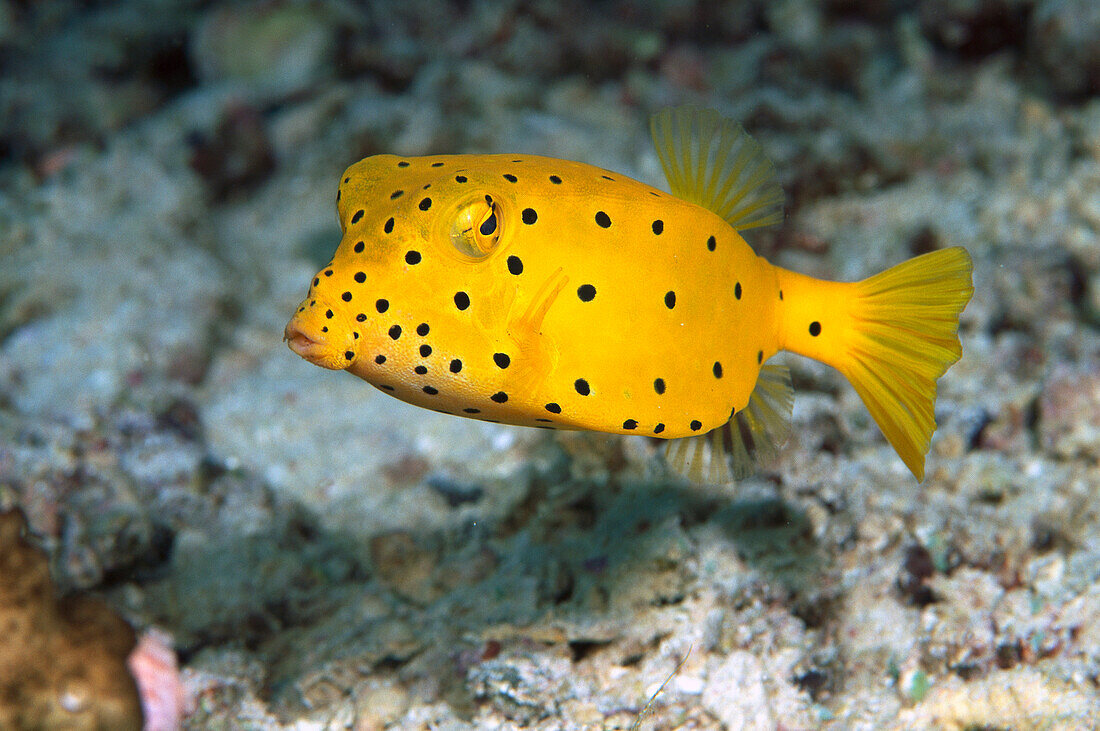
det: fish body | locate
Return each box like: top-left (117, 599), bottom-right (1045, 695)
top-left (286, 108), bottom-right (973, 482)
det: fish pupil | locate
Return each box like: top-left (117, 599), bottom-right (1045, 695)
top-left (479, 212), bottom-right (498, 236)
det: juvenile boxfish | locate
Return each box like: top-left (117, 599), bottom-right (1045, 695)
top-left (285, 107), bottom-right (974, 483)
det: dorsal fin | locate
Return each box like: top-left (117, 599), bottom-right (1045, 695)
top-left (663, 364), bottom-right (794, 484)
top-left (649, 106), bottom-right (785, 232)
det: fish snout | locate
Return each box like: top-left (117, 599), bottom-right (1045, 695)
top-left (284, 303), bottom-right (357, 370)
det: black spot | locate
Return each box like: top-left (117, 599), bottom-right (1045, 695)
top-left (419, 197), bottom-right (432, 211)
top-left (654, 378), bottom-right (666, 395)
top-left (397, 161), bottom-right (409, 167)
top-left (356, 313), bottom-right (367, 322)
top-left (535, 418), bottom-right (552, 423)
top-left (595, 211), bottom-right (611, 228)
top-left (654, 423), bottom-right (665, 434)
top-left (507, 255), bottom-right (523, 275)
top-left (734, 282), bottom-right (741, 299)
top-left (388, 325), bottom-right (401, 339)
top-left (324, 269), bottom-right (333, 276)
top-left (549, 175), bottom-right (562, 184)
top-left (416, 323), bottom-right (430, 336)
top-left (405, 250), bottom-right (421, 265)
top-left (354, 272), bottom-right (366, 283)
top-left (493, 353), bottom-right (510, 369)
top-left (419, 344), bottom-right (432, 357)
top-left (353, 332), bottom-right (359, 339)
top-left (375, 354), bottom-right (386, 364)
top-left (352, 210), bottom-right (364, 224)
top-left (321, 326), bottom-right (328, 333)
top-left (577, 284), bottom-right (596, 302)
top-left (354, 241), bottom-right (364, 253)
top-left (431, 161), bottom-right (444, 167)
top-left (449, 359), bottom-right (462, 373)
top-left (503, 174), bottom-right (517, 183)
top-left (336, 190), bottom-right (341, 201)
top-left (376, 299), bottom-right (389, 313)
top-left (455, 175), bottom-right (467, 183)
top-left (414, 365), bottom-right (427, 375)
top-left (664, 291), bottom-right (676, 309)
top-left (313, 277), bottom-right (319, 286)
top-left (344, 351), bottom-right (354, 360)
top-left (423, 386), bottom-right (438, 395)
top-left (522, 208), bottom-right (537, 224)
top-left (713, 362), bottom-right (723, 378)
top-left (463, 408), bottom-right (480, 414)
top-left (779, 290), bottom-right (784, 300)
top-left (344, 177), bottom-right (350, 183)
top-left (342, 291), bottom-right (352, 302)
top-left (391, 190), bottom-right (404, 199)
top-left (454, 291), bottom-right (470, 310)
top-left (757, 350), bottom-right (763, 364)
top-left (384, 218), bottom-right (394, 234)
top-left (690, 420), bottom-right (702, 431)
top-left (380, 384), bottom-right (395, 391)
top-left (652, 220), bottom-right (664, 234)
top-left (623, 419), bottom-right (638, 430)
top-left (810, 321), bottom-right (821, 336)
top-left (545, 402), bottom-right (562, 414)
top-left (707, 235), bottom-right (716, 251)
top-left (575, 379), bottom-right (590, 395)
top-left (490, 391), bottom-right (508, 403)
top-left (325, 309), bottom-right (333, 319)
top-left (601, 175), bottom-right (614, 181)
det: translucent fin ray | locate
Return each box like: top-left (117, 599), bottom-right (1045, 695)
top-left (663, 364), bottom-right (794, 485)
top-left (838, 247), bottom-right (973, 480)
top-left (649, 106), bottom-right (785, 232)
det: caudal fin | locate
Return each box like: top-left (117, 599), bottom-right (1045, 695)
top-left (777, 247), bottom-right (973, 480)
top-left (841, 248), bottom-right (973, 478)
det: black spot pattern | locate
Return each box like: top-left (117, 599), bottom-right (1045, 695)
top-left (381, 384), bottom-right (395, 391)
top-left (665, 291), bottom-right (676, 309)
top-left (414, 365), bottom-right (427, 375)
top-left (449, 359), bottom-right (462, 373)
top-left (342, 291), bottom-right (352, 302)
top-left (416, 323), bottom-right (430, 336)
top-left (354, 272), bottom-right (366, 283)
top-left (352, 210), bottom-right (364, 224)
top-left (654, 423), bottom-right (665, 434)
top-left (325, 309), bottom-right (333, 319)
top-left (423, 386), bottom-right (438, 395)
top-left (388, 325), bottom-right (401, 339)
top-left (652, 220), bottom-right (663, 234)
top-left (549, 175), bottom-right (562, 184)
top-left (406, 250), bottom-right (421, 265)
top-left (391, 190), bottom-right (404, 199)
top-left (810, 321), bottom-right (821, 336)
top-left (503, 174), bottom-right (517, 183)
top-left (419, 198), bottom-right (432, 211)
top-left (713, 362), bottom-right (723, 378)
top-left (376, 299), bottom-right (389, 313)
top-left (577, 284), bottom-right (596, 302)
top-left (545, 402), bottom-right (561, 414)
top-left (575, 379), bottom-right (590, 396)
top-left (493, 353), bottom-right (510, 369)
top-left (734, 282), bottom-right (742, 299)
top-left (397, 161), bottom-right (409, 167)
top-left (757, 350), bottom-right (763, 364)
top-left (454, 291), bottom-right (470, 310)
top-left (419, 344), bottom-right (432, 357)
top-left (507, 256), bottom-right (523, 275)
top-left (384, 218), bottom-right (394, 234)
top-left (654, 378), bottom-right (666, 395)
top-left (490, 391), bottom-right (508, 403)
top-left (595, 211), bottom-right (611, 228)
top-left (707, 235), bottom-right (716, 251)
top-left (354, 241), bottom-right (364, 253)
top-left (623, 419), bottom-right (638, 430)
top-left (455, 175), bottom-right (467, 183)
top-left (463, 407), bottom-right (480, 414)
top-left (375, 354), bottom-right (386, 364)
top-left (431, 162), bottom-right (444, 167)
top-left (522, 208), bottom-right (537, 224)
top-left (690, 420), bottom-right (702, 431)
top-left (344, 351), bottom-right (354, 360)
top-left (356, 313), bottom-right (367, 322)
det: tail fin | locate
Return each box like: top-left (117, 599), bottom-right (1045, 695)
top-left (777, 247), bottom-right (974, 479)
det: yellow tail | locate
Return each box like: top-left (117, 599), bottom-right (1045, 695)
top-left (775, 247), bottom-right (974, 479)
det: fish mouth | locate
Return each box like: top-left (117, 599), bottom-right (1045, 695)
top-left (284, 313), bottom-right (355, 370)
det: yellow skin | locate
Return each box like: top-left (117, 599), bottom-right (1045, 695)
top-left (287, 153), bottom-right (797, 438)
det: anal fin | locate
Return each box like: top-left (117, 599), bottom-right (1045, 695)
top-left (664, 364), bottom-right (794, 484)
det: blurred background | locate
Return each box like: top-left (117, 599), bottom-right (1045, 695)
top-left (1, 1), bottom-right (1098, 728)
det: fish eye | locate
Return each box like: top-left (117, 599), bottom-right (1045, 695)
top-left (450, 196), bottom-right (502, 259)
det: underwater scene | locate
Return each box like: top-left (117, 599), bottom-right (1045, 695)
top-left (1, 0), bottom-right (1098, 728)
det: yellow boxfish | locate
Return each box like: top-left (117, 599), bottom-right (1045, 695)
top-left (285, 107), bottom-right (973, 483)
